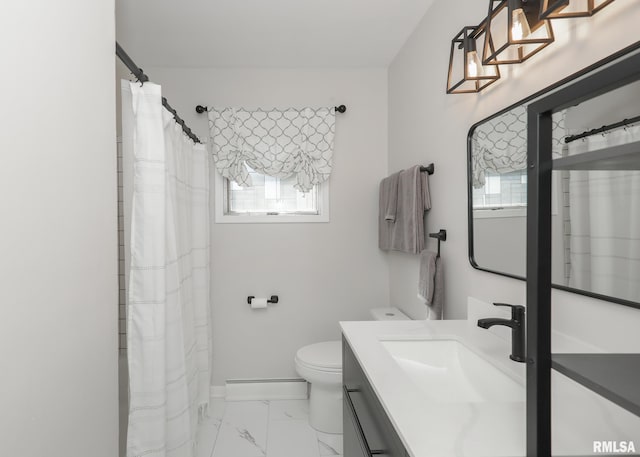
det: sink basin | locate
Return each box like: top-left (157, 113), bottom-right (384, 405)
top-left (380, 339), bottom-right (524, 403)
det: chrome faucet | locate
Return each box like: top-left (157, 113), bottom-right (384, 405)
top-left (477, 303), bottom-right (526, 363)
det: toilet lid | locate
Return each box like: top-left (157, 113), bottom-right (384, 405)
top-left (296, 341), bottom-right (342, 370)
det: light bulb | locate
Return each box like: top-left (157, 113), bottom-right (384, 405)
top-left (467, 50), bottom-right (483, 78)
top-left (511, 7), bottom-right (531, 41)
top-left (512, 21), bottom-right (523, 40)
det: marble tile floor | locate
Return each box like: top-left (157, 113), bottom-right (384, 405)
top-left (197, 399), bottom-right (343, 457)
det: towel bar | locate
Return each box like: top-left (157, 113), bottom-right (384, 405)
top-left (421, 164), bottom-right (435, 175)
top-left (429, 229), bottom-right (447, 257)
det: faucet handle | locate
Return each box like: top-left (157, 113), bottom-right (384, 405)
top-left (493, 303), bottom-right (525, 321)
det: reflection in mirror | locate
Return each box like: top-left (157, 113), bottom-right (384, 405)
top-left (469, 106), bottom-right (565, 277)
top-left (556, 81), bottom-right (640, 303)
top-left (469, 79), bottom-right (640, 304)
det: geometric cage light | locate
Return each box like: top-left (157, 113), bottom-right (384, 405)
top-left (540, 0), bottom-right (616, 19)
top-left (483, 0), bottom-right (555, 65)
top-left (447, 26), bottom-right (501, 94)
top-left (444, 0), bottom-right (619, 93)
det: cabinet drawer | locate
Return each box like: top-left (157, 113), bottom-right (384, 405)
top-left (343, 390), bottom-right (370, 457)
top-left (343, 337), bottom-right (408, 457)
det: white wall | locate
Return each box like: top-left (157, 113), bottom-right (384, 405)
top-left (473, 211), bottom-right (566, 284)
top-left (474, 214), bottom-right (526, 275)
top-left (144, 67), bottom-right (390, 384)
top-left (388, 0), bottom-right (640, 320)
top-left (566, 79), bottom-right (640, 130)
top-left (389, 2), bottom-right (640, 447)
top-left (0, 2), bottom-right (118, 457)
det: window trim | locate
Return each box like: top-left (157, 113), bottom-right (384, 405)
top-left (213, 170), bottom-right (330, 224)
top-left (473, 207), bottom-right (527, 219)
top-left (472, 172), bottom-right (561, 219)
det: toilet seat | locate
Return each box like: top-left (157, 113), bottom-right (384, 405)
top-left (295, 341), bottom-right (342, 372)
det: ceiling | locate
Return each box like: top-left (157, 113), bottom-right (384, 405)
top-left (116, 0), bottom-right (436, 68)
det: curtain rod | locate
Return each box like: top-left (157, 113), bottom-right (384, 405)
top-left (116, 42), bottom-right (202, 144)
top-left (564, 114), bottom-right (640, 144)
top-left (194, 104), bottom-right (347, 114)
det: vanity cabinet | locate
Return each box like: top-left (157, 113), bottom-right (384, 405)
top-left (343, 337), bottom-right (409, 457)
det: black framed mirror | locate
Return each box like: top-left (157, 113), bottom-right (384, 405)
top-left (468, 41), bottom-right (640, 309)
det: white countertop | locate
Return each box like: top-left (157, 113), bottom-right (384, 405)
top-left (340, 319), bottom-right (527, 457)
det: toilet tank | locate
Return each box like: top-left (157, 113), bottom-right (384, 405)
top-left (369, 307), bottom-right (410, 321)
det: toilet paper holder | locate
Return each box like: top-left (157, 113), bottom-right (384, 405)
top-left (247, 295), bottom-right (279, 305)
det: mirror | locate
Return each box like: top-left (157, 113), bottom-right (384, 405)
top-left (468, 104), bottom-right (567, 280)
top-left (468, 59), bottom-right (640, 306)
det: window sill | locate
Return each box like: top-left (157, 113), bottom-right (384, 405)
top-left (473, 208), bottom-right (527, 219)
top-left (215, 213), bottom-right (329, 224)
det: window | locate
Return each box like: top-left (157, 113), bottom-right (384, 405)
top-left (473, 169), bottom-right (527, 209)
top-left (214, 168), bottom-right (329, 223)
top-left (472, 169), bottom-right (527, 218)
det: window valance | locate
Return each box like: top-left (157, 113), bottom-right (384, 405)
top-left (471, 106), bottom-right (566, 189)
top-left (208, 107), bottom-right (335, 192)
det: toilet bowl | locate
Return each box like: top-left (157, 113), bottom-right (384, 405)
top-left (294, 307), bottom-right (410, 434)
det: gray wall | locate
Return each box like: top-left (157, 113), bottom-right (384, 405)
top-left (144, 67), bottom-right (390, 385)
top-left (0, 1), bottom-right (118, 456)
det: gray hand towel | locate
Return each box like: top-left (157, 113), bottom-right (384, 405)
top-left (378, 171), bottom-right (401, 250)
top-left (389, 165), bottom-right (431, 254)
top-left (418, 250), bottom-right (444, 320)
top-left (421, 168), bottom-right (431, 211)
top-left (384, 171), bottom-right (400, 222)
top-left (429, 257), bottom-right (444, 320)
top-left (418, 250), bottom-right (437, 304)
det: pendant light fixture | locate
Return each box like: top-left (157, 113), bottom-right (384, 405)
top-left (483, 0), bottom-right (555, 65)
top-left (447, 26), bottom-right (501, 94)
top-left (540, 0), bottom-right (615, 19)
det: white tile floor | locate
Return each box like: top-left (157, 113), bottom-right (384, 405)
top-left (196, 399), bottom-right (343, 457)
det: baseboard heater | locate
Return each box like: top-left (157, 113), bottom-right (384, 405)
top-left (211, 378), bottom-right (308, 401)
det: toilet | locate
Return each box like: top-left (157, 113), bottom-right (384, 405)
top-left (294, 307), bottom-right (410, 434)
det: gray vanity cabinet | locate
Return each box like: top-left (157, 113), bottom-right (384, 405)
top-left (343, 337), bottom-right (409, 457)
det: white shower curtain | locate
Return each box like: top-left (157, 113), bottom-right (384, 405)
top-left (122, 81), bottom-right (212, 457)
top-left (567, 126), bottom-right (640, 302)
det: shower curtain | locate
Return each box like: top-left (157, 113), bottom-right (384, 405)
top-left (121, 81), bottom-right (212, 457)
top-left (567, 126), bottom-right (640, 302)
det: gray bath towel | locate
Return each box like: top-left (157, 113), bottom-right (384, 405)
top-left (378, 171), bottom-right (401, 250)
top-left (418, 250), bottom-right (444, 320)
top-left (388, 165), bottom-right (432, 254)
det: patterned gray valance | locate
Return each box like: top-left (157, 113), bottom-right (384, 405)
top-left (207, 107), bottom-right (335, 192)
top-left (471, 106), bottom-right (566, 188)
